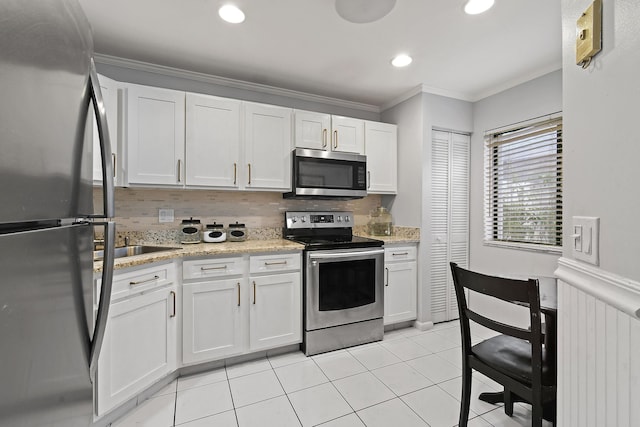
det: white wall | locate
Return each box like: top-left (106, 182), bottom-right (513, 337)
top-left (380, 93), bottom-right (424, 227)
top-left (469, 70), bottom-right (563, 277)
top-left (561, 0), bottom-right (640, 281)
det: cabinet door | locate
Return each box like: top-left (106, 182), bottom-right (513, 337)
top-left (294, 110), bottom-right (331, 150)
top-left (96, 285), bottom-right (177, 416)
top-left (365, 121), bottom-right (397, 194)
top-left (244, 102), bottom-right (292, 190)
top-left (331, 116), bottom-right (364, 154)
top-left (185, 94), bottom-right (241, 187)
top-left (384, 261), bottom-right (417, 325)
top-left (92, 74), bottom-right (118, 184)
top-left (126, 84), bottom-right (185, 186)
top-left (249, 272), bottom-right (301, 351)
top-left (183, 279), bottom-right (244, 364)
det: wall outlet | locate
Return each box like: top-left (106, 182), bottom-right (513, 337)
top-left (158, 208), bottom-right (174, 223)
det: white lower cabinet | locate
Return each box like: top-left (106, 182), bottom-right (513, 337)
top-left (182, 252), bottom-right (302, 365)
top-left (249, 272), bottom-right (301, 351)
top-left (96, 263), bottom-right (178, 416)
top-left (383, 245), bottom-right (417, 325)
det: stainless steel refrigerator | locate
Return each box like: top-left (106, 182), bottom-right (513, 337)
top-left (0, 1), bottom-right (115, 426)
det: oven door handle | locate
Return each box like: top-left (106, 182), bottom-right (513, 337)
top-left (308, 248), bottom-right (384, 260)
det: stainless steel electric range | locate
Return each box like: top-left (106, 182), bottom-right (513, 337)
top-left (283, 211), bottom-right (385, 356)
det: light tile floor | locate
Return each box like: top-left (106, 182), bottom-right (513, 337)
top-left (112, 321), bottom-right (553, 427)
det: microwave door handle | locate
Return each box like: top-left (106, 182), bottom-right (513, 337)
top-left (309, 248), bottom-right (384, 260)
top-left (89, 220), bottom-right (115, 382)
top-left (88, 58), bottom-right (115, 218)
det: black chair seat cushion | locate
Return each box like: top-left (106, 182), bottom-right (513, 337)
top-left (472, 334), bottom-right (554, 386)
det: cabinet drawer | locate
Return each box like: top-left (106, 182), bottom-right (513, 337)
top-left (184, 256), bottom-right (245, 280)
top-left (250, 252), bottom-right (301, 274)
top-left (106, 262), bottom-right (175, 302)
top-left (384, 246), bottom-right (417, 262)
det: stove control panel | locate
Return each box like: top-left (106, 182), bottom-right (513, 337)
top-left (285, 211), bottom-right (354, 229)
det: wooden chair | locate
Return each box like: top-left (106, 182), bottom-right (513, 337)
top-left (449, 263), bottom-right (556, 427)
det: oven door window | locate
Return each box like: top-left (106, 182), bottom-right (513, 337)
top-left (318, 259), bottom-right (376, 310)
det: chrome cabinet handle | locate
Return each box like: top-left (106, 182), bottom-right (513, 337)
top-left (253, 281), bottom-right (256, 304)
top-left (264, 260), bottom-right (287, 266)
top-left (385, 267), bottom-right (389, 286)
top-left (367, 171), bottom-right (371, 189)
top-left (333, 130), bottom-right (338, 149)
top-left (177, 159), bottom-right (182, 182)
top-left (248, 163), bottom-right (252, 185)
top-left (322, 128), bottom-right (328, 148)
top-left (237, 283), bottom-right (241, 306)
top-left (112, 153), bottom-right (116, 178)
top-left (129, 275), bottom-right (159, 286)
top-left (170, 291), bottom-right (176, 318)
top-left (90, 221), bottom-right (115, 381)
top-left (88, 59), bottom-right (114, 218)
top-left (233, 163), bottom-right (237, 185)
top-left (392, 252), bottom-right (409, 256)
top-left (201, 265), bottom-right (227, 271)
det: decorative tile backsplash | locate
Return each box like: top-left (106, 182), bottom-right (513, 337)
top-left (95, 187), bottom-right (383, 232)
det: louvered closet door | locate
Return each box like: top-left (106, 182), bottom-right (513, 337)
top-left (430, 130), bottom-right (469, 323)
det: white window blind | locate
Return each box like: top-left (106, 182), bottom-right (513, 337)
top-left (484, 114), bottom-right (563, 251)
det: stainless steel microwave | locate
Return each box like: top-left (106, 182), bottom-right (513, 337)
top-left (283, 148), bottom-right (367, 199)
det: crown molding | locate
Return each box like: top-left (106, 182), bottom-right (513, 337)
top-left (94, 54), bottom-right (381, 114)
top-left (380, 83), bottom-right (473, 112)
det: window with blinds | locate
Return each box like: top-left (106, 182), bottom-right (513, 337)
top-left (484, 114), bottom-right (563, 251)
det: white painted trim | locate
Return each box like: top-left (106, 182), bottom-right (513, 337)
top-left (94, 54), bottom-right (381, 114)
top-left (381, 84), bottom-right (474, 111)
top-left (555, 257), bottom-right (640, 319)
top-left (413, 320), bottom-right (434, 331)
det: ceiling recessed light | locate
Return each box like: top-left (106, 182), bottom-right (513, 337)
top-left (219, 4), bottom-right (245, 24)
top-left (464, 0), bottom-right (495, 15)
top-left (391, 54), bottom-right (412, 68)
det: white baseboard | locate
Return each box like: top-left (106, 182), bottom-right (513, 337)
top-left (413, 320), bottom-right (434, 331)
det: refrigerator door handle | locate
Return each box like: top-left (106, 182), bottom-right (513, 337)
top-left (88, 58), bottom-right (115, 218)
top-left (89, 221), bottom-right (115, 382)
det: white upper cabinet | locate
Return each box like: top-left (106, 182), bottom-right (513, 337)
top-left (294, 110), bottom-right (331, 151)
top-left (294, 110), bottom-right (364, 154)
top-left (331, 116), bottom-right (364, 154)
top-left (125, 84), bottom-right (185, 186)
top-left (365, 121), bottom-right (397, 194)
top-left (185, 94), bottom-right (241, 188)
top-left (92, 74), bottom-right (119, 184)
top-left (243, 102), bottom-right (292, 190)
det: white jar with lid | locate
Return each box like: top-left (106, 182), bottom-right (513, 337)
top-left (202, 223), bottom-right (226, 243)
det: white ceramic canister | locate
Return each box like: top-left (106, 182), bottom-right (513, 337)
top-left (202, 223), bottom-right (226, 243)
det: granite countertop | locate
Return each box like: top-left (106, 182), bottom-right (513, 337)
top-left (94, 226), bottom-right (420, 273)
top-left (94, 239), bottom-right (305, 272)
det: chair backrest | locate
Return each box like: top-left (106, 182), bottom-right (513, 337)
top-left (449, 262), bottom-right (544, 369)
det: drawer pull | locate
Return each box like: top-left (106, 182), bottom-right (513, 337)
top-left (170, 291), bottom-right (176, 318)
top-left (392, 252), bottom-right (409, 256)
top-left (264, 260), bottom-right (287, 266)
top-left (129, 275), bottom-right (159, 286)
top-left (201, 265), bottom-right (228, 271)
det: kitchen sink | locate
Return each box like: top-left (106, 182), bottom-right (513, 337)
top-left (93, 245), bottom-right (182, 261)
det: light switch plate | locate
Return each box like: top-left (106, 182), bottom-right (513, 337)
top-left (158, 208), bottom-right (174, 223)
top-left (572, 216), bottom-right (600, 265)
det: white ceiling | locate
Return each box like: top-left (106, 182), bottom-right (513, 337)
top-left (79, 0), bottom-right (562, 107)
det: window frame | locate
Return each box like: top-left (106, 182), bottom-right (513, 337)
top-left (484, 114), bottom-right (563, 253)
